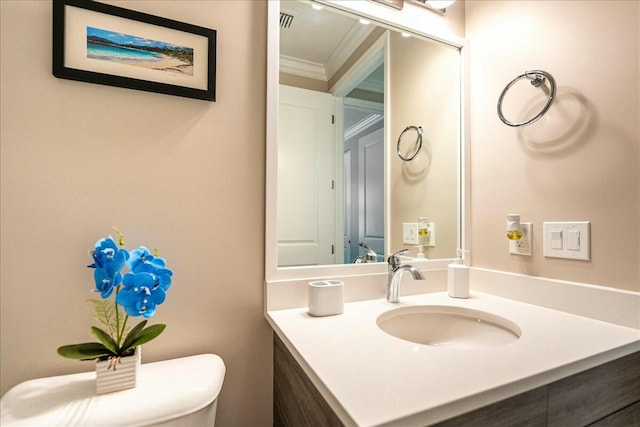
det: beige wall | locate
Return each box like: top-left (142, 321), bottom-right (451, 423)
top-left (0, 1), bottom-right (272, 425)
top-left (466, 0), bottom-right (640, 291)
top-left (389, 32), bottom-right (460, 259)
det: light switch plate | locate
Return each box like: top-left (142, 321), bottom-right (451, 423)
top-left (403, 223), bottom-right (418, 245)
top-left (543, 221), bottom-right (590, 260)
top-left (550, 230), bottom-right (563, 249)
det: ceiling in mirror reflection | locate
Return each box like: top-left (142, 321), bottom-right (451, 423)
top-left (280, 1), bottom-right (375, 83)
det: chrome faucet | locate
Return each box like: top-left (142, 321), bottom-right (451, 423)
top-left (386, 249), bottom-right (425, 303)
top-left (352, 242), bottom-right (378, 263)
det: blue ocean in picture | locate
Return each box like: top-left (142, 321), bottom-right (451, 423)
top-left (85, 26), bottom-right (194, 75)
top-left (87, 43), bottom-right (163, 62)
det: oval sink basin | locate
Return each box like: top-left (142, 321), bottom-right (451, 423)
top-left (377, 305), bottom-right (521, 349)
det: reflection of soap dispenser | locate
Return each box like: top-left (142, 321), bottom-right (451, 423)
top-left (447, 249), bottom-right (469, 298)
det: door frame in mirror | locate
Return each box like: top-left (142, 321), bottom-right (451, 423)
top-left (266, 0), bottom-right (471, 283)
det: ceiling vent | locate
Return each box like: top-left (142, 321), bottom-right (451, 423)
top-left (280, 12), bottom-right (294, 29)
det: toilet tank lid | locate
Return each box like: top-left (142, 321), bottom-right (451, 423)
top-left (1, 353), bottom-right (226, 426)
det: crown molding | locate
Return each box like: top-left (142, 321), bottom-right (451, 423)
top-left (279, 22), bottom-right (375, 82)
top-left (279, 55), bottom-right (327, 81)
top-left (324, 24), bottom-right (375, 80)
top-left (344, 113), bottom-right (383, 140)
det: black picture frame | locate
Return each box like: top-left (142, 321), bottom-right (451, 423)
top-left (53, 0), bottom-right (216, 101)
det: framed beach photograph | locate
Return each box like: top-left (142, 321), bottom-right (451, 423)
top-left (53, 0), bottom-right (216, 101)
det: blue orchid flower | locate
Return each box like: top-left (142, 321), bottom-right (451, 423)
top-left (127, 246), bottom-right (167, 272)
top-left (132, 262), bottom-right (173, 291)
top-left (117, 272), bottom-right (167, 318)
top-left (126, 246), bottom-right (173, 291)
top-left (88, 236), bottom-right (129, 298)
top-left (93, 268), bottom-right (123, 299)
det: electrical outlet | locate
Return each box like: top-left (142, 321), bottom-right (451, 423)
top-left (425, 222), bottom-right (436, 247)
top-left (509, 222), bottom-right (532, 256)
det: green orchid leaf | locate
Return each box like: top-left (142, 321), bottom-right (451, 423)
top-left (128, 324), bottom-right (166, 349)
top-left (57, 342), bottom-right (112, 360)
top-left (91, 326), bottom-right (118, 354)
top-left (120, 320), bottom-right (148, 351)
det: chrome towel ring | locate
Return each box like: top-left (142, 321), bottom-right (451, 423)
top-left (497, 70), bottom-right (556, 127)
top-left (397, 125), bottom-right (423, 161)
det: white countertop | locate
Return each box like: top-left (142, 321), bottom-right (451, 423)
top-left (267, 291), bottom-right (640, 426)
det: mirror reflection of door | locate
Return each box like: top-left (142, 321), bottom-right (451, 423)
top-left (343, 99), bottom-right (384, 263)
top-left (278, 84), bottom-right (335, 267)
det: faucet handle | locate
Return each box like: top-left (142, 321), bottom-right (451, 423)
top-left (387, 249), bottom-right (409, 268)
top-left (360, 242), bottom-right (378, 261)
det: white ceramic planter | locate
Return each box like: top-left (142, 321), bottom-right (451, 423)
top-left (95, 347), bottom-right (141, 394)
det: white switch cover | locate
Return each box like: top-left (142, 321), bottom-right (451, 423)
top-left (403, 223), bottom-right (418, 245)
top-left (550, 230), bottom-right (563, 250)
top-left (543, 222), bottom-right (590, 260)
top-left (567, 230), bottom-right (581, 251)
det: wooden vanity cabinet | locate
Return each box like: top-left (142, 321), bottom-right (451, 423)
top-left (438, 349), bottom-right (640, 427)
top-left (274, 333), bottom-right (343, 426)
top-left (274, 333), bottom-right (640, 426)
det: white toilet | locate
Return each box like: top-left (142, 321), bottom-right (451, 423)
top-left (0, 354), bottom-right (226, 426)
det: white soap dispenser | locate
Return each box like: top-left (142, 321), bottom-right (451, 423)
top-left (447, 249), bottom-right (469, 298)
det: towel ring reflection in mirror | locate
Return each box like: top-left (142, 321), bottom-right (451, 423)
top-left (397, 125), bottom-right (423, 161)
top-left (497, 70), bottom-right (556, 127)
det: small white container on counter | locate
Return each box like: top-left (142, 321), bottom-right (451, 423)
top-left (448, 250), bottom-right (469, 298)
top-left (308, 280), bottom-right (344, 316)
top-left (447, 261), bottom-right (469, 298)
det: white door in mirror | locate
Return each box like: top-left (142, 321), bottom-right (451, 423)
top-left (278, 85), bottom-right (335, 267)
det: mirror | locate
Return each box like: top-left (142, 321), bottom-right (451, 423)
top-left (267, 0), bottom-right (467, 276)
